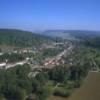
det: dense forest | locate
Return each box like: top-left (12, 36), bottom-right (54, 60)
top-left (0, 64), bottom-right (82, 100)
top-left (84, 37), bottom-right (100, 48)
top-left (0, 29), bottom-right (52, 47)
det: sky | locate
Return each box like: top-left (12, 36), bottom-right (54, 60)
top-left (0, 0), bottom-right (100, 31)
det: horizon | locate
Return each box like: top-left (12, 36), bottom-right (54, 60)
top-left (1, 28), bottom-right (100, 33)
top-left (0, 0), bottom-right (100, 31)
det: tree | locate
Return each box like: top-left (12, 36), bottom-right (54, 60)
top-left (48, 66), bottom-right (67, 82)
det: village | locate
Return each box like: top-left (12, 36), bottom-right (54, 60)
top-left (0, 41), bottom-right (74, 76)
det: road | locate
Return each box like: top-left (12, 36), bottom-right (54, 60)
top-left (30, 45), bottom-right (74, 71)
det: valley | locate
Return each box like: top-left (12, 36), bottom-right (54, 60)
top-left (0, 29), bottom-right (100, 100)
top-left (0, 0), bottom-right (100, 100)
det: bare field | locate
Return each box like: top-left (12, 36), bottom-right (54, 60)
top-left (68, 71), bottom-right (100, 100)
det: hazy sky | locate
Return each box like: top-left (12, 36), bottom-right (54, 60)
top-left (0, 0), bottom-right (100, 31)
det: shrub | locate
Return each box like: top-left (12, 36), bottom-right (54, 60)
top-left (53, 88), bottom-right (70, 97)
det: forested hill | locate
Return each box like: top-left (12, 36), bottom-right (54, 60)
top-left (84, 36), bottom-right (100, 49)
top-left (0, 29), bottom-right (52, 47)
top-left (43, 30), bottom-right (100, 40)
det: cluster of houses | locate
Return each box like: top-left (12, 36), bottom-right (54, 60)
top-left (0, 41), bottom-right (73, 71)
top-left (44, 45), bottom-right (73, 67)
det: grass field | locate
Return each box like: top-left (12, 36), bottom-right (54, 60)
top-left (48, 96), bottom-right (68, 100)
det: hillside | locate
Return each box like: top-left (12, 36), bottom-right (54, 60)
top-left (64, 30), bottom-right (100, 40)
top-left (42, 30), bottom-right (100, 40)
top-left (68, 72), bottom-right (100, 100)
top-left (0, 29), bottom-right (52, 47)
top-left (84, 36), bottom-right (100, 48)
